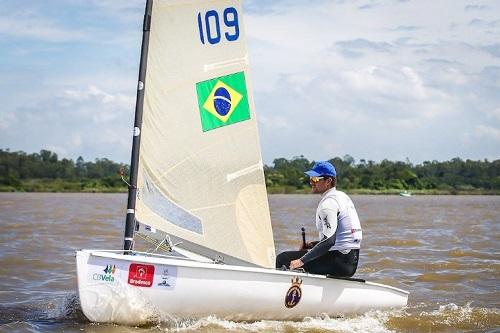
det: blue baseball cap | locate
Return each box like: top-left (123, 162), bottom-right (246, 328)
top-left (305, 161), bottom-right (337, 177)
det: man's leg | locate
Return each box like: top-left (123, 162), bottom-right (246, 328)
top-left (304, 249), bottom-right (360, 277)
top-left (275, 250), bottom-right (307, 269)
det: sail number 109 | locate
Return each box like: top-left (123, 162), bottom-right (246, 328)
top-left (197, 7), bottom-right (240, 45)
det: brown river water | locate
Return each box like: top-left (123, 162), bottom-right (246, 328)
top-left (0, 193), bottom-right (498, 332)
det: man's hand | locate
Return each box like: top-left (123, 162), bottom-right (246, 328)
top-left (289, 259), bottom-right (304, 270)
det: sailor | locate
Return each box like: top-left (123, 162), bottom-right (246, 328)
top-left (275, 161), bottom-right (362, 277)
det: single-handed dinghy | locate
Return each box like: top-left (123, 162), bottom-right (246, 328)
top-left (76, 0), bottom-right (408, 325)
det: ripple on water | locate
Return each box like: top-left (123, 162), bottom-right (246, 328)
top-left (374, 239), bottom-right (423, 247)
top-left (0, 293), bottom-right (87, 326)
top-left (447, 249), bottom-right (498, 260)
top-left (414, 260), bottom-right (470, 271)
top-left (416, 272), bottom-right (468, 283)
top-left (387, 303), bottom-right (500, 333)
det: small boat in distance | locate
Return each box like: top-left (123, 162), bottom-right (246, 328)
top-left (75, 0), bottom-right (408, 325)
top-left (400, 190), bottom-right (412, 197)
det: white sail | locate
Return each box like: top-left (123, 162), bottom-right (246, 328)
top-left (135, 0), bottom-right (275, 268)
top-left (75, 2), bottom-right (408, 323)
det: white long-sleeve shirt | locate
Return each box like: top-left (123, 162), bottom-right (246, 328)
top-left (301, 188), bottom-right (362, 264)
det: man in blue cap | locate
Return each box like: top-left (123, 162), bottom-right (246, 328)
top-left (275, 161), bottom-right (363, 277)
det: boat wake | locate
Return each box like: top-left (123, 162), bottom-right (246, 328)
top-left (150, 303), bottom-right (500, 333)
top-left (152, 310), bottom-right (400, 333)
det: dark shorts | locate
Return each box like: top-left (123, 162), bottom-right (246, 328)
top-left (275, 249), bottom-right (359, 277)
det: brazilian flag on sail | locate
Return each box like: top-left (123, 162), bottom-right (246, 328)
top-left (196, 72), bottom-right (251, 132)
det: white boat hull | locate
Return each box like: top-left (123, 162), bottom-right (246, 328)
top-left (76, 250), bottom-right (408, 325)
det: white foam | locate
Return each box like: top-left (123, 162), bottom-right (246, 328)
top-left (157, 310), bottom-right (400, 333)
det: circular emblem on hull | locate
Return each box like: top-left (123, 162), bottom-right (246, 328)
top-left (213, 87), bottom-right (231, 116)
top-left (285, 277), bottom-right (303, 308)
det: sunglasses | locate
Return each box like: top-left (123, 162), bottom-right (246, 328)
top-left (309, 176), bottom-right (325, 183)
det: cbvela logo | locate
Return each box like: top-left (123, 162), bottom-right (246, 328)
top-left (93, 264), bottom-right (116, 283)
top-left (128, 263), bottom-right (155, 287)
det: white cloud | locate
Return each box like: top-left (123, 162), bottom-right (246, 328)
top-left (63, 86), bottom-right (113, 103)
top-left (334, 39), bottom-right (394, 58)
top-left (340, 66), bottom-right (427, 102)
top-left (465, 5), bottom-right (489, 12)
top-left (486, 108), bottom-right (500, 121)
top-left (83, 0), bottom-right (143, 10)
top-left (71, 133), bottom-right (83, 148)
top-left (258, 114), bottom-right (291, 131)
top-left (0, 111), bottom-right (16, 130)
top-left (0, 15), bottom-right (85, 42)
top-left (474, 125), bottom-right (500, 141)
top-left (2, 83), bottom-right (135, 162)
top-left (60, 86), bottom-right (135, 124)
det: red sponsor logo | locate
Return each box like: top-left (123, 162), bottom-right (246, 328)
top-left (128, 263), bottom-right (155, 287)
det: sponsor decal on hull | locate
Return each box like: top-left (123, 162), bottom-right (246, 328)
top-left (285, 277), bottom-right (303, 308)
top-left (92, 264), bottom-right (117, 283)
top-left (156, 266), bottom-right (177, 290)
top-left (128, 263), bottom-right (155, 287)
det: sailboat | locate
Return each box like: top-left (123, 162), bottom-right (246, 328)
top-left (76, 0), bottom-right (408, 325)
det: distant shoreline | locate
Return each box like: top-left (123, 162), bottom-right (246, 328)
top-left (1, 182), bottom-right (498, 195)
top-left (267, 187), bottom-right (499, 195)
top-left (3, 150), bottom-right (499, 195)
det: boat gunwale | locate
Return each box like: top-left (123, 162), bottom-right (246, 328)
top-left (77, 249), bottom-right (410, 295)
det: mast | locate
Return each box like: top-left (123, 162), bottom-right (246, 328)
top-left (123, 0), bottom-right (153, 252)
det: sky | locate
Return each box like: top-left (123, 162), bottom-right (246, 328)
top-left (1, 0), bottom-right (499, 166)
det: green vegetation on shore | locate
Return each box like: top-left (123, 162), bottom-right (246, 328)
top-left (0, 149), bottom-right (127, 193)
top-left (265, 156), bottom-right (500, 195)
top-left (1, 149), bottom-right (499, 194)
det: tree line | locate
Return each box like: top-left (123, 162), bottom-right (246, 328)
top-left (265, 155), bottom-right (500, 194)
top-left (0, 149), bottom-right (129, 192)
top-left (1, 149), bottom-right (499, 194)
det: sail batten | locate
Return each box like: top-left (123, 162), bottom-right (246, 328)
top-left (190, 202), bottom-right (235, 212)
top-left (226, 161), bottom-right (263, 182)
top-left (135, 0), bottom-right (276, 268)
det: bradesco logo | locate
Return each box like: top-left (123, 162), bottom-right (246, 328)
top-left (128, 263), bottom-right (155, 287)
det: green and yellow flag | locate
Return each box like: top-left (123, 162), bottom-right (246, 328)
top-left (196, 72), bottom-right (251, 132)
